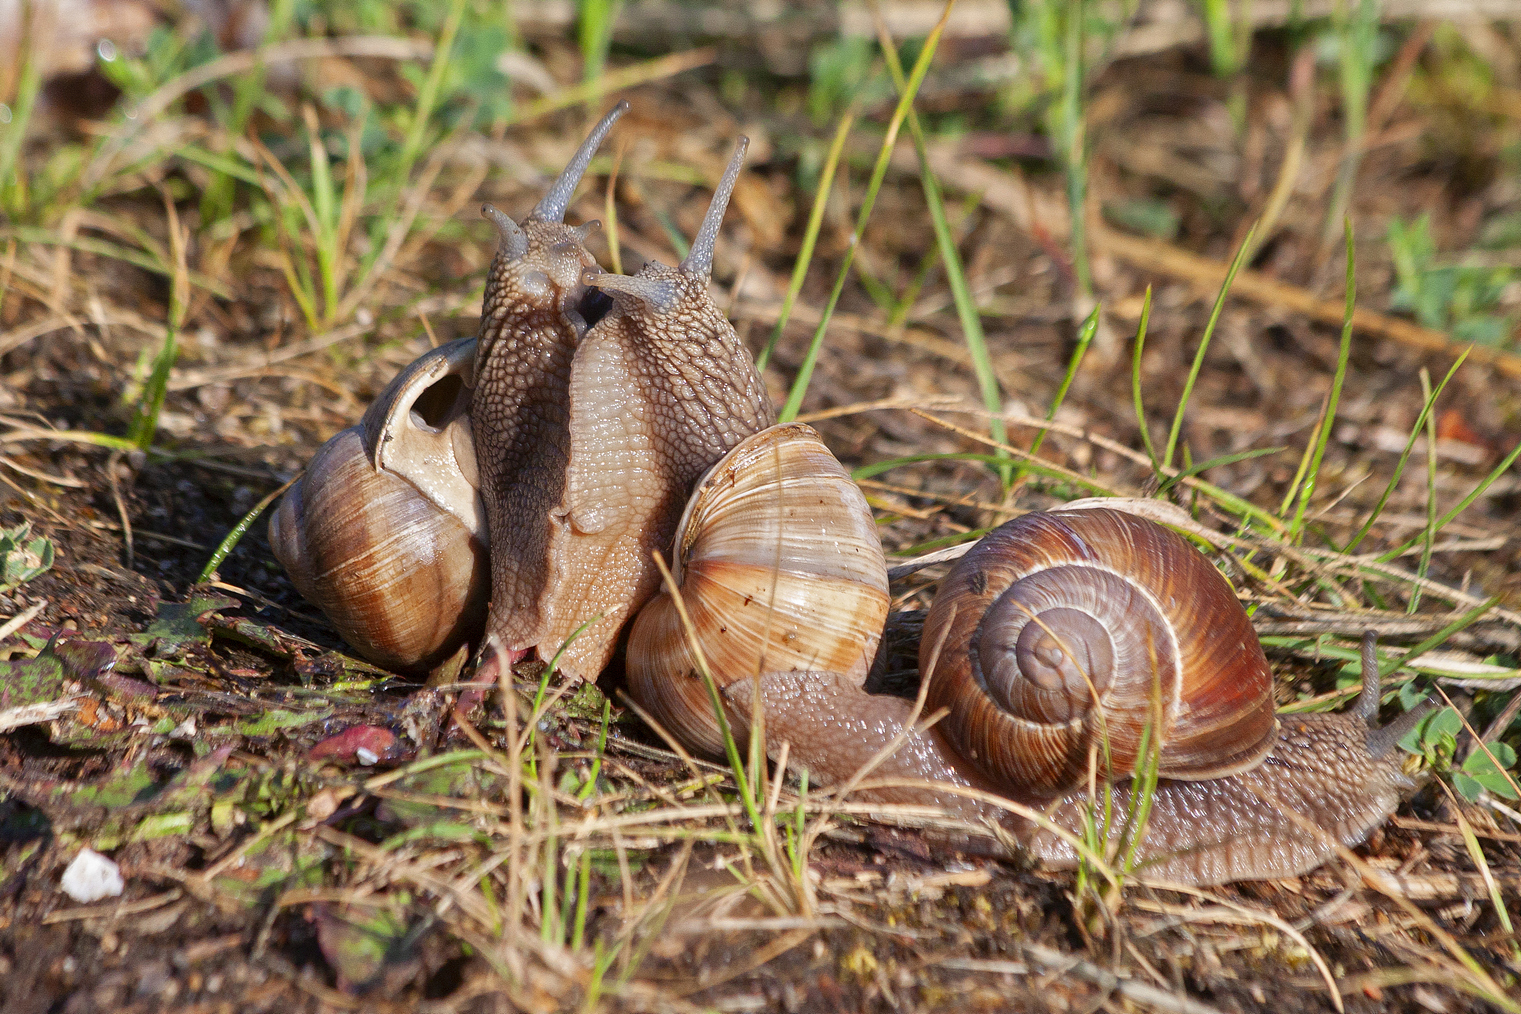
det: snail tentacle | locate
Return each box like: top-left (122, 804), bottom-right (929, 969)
top-left (532, 101), bottom-right (629, 223)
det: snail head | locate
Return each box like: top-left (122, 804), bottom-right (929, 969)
top-left (479, 101), bottom-right (628, 339)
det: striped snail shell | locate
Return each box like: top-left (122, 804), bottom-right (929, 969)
top-left (625, 423), bottom-right (889, 757)
top-left (269, 338), bottom-right (488, 674)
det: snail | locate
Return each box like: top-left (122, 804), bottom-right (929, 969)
top-left (472, 130), bottom-right (775, 683)
top-left (626, 422), bottom-right (889, 758)
top-left (626, 498), bottom-right (1423, 886)
top-left (271, 113), bottom-right (1424, 884)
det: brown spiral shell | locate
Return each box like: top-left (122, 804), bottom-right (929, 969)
top-left (923, 507), bottom-right (1278, 799)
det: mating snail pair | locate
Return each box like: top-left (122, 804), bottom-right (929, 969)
top-left (271, 104), bottom-right (1423, 886)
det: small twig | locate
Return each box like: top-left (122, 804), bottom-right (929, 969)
top-left (105, 451), bottom-right (133, 570)
top-left (0, 697), bottom-right (81, 733)
top-left (41, 890), bottom-right (184, 926)
top-left (1095, 224), bottom-right (1521, 380)
top-left (0, 599), bottom-right (47, 641)
top-left (1022, 942), bottom-right (1230, 1014)
top-left (886, 541), bottom-right (979, 580)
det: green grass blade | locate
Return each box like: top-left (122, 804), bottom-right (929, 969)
top-left (1286, 220), bottom-right (1355, 542)
top-left (1412, 367), bottom-right (1439, 613)
top-left (1130, 286), bottom-right (1160, 467)
top-left (755, 110), bottom-right (853, 373)
top-left (571, 848), bottom-right (593, 950)
top-left (1157, 446), bottom-right (1286, 495)
top-left (198, 478), bottom-right (296, 583)
top-left (127, 325), bottom-right (178, 450)
top-left (647, 554), bottom-right (764, 835)
top-left (1345, 350), bottom-right (1467, 553)
top-left (0, 8), bottom-right (43, 216)
top-left (1276, 398), bottom-right (1324, 520)
top-left (577, 696), bottom-right (614, 803)
top-left (852, 256), bottom-right (897, 315)
top-left (528, 616), bottom-right (602, 755)
top-left (1022, 302), bottom-right (1097, 479)
top-left (853, 452), bottom-right (1115, 497)
top-left (303, 105), bottom-right (341, 323)
top-left (176, 144), bottom-right (265, 186)
top-left (653, 206), bottom-right (689, 261)
top-left (1060, 0), bottom-right (1091, 298)
top-left (395, 0), bottom-right (467, 199)
top-left (777, 4), bottom-right (954, 423)
top-left (1376, 438), bottom-right (1521, 565)
top-left (1163, 222), bottom-right (1257, 470)
top-left (1381, 599), bottom-right (1497, 681)
top-left (127, 205), bottom-right (188, 451)
top-left (875, 21), bottom-right (1010, 484)
top-left (200, 0), bottom-right (295, 223)
top-left (578, 0), bottom-right (623, 84)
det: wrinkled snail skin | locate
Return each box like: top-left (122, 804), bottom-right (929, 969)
top-left (506, 136), bottom-right (777, 681)
top-left (1028, 712), bottom-right (1420, 884)
top-left (269, 338), bottom-right (488, 674)
top-left (470, 102), bottom-right (629, 679)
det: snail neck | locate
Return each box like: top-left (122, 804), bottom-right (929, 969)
top-left (729, 670), bottom-right (1022, 823)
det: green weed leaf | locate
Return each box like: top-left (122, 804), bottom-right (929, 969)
top-left (0, 523), bottom-right (55, 593)
top-left (1459, 742), bottom-right (1519, 800)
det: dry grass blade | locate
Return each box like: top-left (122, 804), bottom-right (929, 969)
top-left (1097, 224), bottom-right (1521, 380)
top-left (1130, 884), bottom-right (1345, 1013)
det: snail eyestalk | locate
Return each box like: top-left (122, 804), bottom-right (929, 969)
top-left (681, 137), bottom-right (749, 280)
top-left (1358, 629), bottom-right (1382, 727)
top-left (532, 101), bottom-right (629, 223)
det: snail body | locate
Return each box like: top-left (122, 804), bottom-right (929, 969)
top-left (498, 136), bottom-right (776, 681)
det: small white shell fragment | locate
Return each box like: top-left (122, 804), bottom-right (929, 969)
top-left (60, 848), bottom-right (124, 903)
